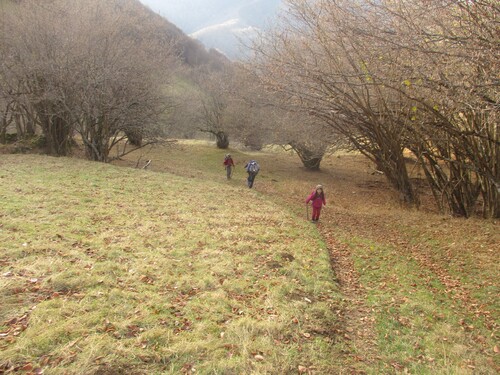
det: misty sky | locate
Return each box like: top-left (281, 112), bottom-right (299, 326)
top-left (138, 0), bottom-right (281, 32)
top-left (137, 0), bottom-right (282, 59)
top-left (137, 0), bottom-right (233, 33)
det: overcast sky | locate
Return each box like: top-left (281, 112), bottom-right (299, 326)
top-left (137, 0), bottom-right (234, 33)
top-left (137, 0), bottom-right (281, 32)
top-left (137, 0), bottom-right (282, 59)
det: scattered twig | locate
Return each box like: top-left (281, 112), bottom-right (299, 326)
top-left (142, 160), bottom-right (151, 170)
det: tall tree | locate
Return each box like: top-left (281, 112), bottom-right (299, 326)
top-left (1, 0), bottom-right (176, 161)
top-left (231, 65), bottom-right (343, 169)
top-left (191, 65), bottom-right (235, 149)
top-left (251, 0), bottom-right (499, 216)
top-left (378, 0), bottom-right (500, 218)
top-left (252, 0), bottom-right (420, 204)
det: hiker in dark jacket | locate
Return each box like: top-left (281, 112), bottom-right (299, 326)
top-left (244, 160), bottom-right (260, 188)
top-left (223, 154), bottom-right (235, 179)
top-left (306, 184), bottom-right (326, 222)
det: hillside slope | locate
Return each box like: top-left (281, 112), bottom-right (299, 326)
top-left (3, 0), bottom-right (228, 68)
top-left (0, 154), bottom-right (342, 374)
top-left (139, 0), bottom-right (283, 59)
top-left (1, 142), bottom-right (498, 374)
top-left (114, 141), bottom-right (499, 374)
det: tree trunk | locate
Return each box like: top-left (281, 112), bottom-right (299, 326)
top-left (0, 116), bottom-right (7, 144)
top-left (38, 114), bottom-right (72, 156)
top-left (82, 117), bottom-right (111, 162)
top-left (290, 142), bottom-right (325, 170)
top-left (482, 182), bottom-right (500, 219)
top-left (374, 147), bottom-right (419, 207)
top-left (125, 130), bottom-right (142, 146)
top-left (215, 131), bottom-right (229, 149)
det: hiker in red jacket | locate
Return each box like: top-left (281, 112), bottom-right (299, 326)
top-left (306, 185), bottom-right (326, 222)
top-left (223, 154), bottom-right (235, 179)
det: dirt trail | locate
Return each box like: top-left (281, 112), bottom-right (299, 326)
top-left (320, 221), bottom-right (381, 372)
top-left (319, 205), bottom-right (499, 372)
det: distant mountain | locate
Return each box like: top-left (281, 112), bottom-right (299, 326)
top-left (190, 19), bottom-right (258, 60)
top-left (138, 0), bottom-right (283, 59)
top-left (119, 0), bottom-right (232, 67)
top-left (6, 0), bottom-right (229, 68)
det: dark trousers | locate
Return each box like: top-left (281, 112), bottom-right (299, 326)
top-left (247, 172), bottom-right (257, 188)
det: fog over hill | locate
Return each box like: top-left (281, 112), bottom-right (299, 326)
top-left (138, 0), bottom-right (283, 59)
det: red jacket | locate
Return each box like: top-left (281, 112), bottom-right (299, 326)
top-left (306, 191), bottom-right (326, 208)
top-left (223, 157), bottom-right (235, 167)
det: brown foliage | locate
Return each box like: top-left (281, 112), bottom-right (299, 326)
top-left (250, 0), bottom-right (499, 217)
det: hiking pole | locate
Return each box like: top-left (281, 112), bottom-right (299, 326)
top-left (306, 203), bottom-right (309, 221)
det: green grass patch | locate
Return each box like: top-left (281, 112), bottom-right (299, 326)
top-left (0, 155), bottom-right (342, 374)
top-left (343, 235), bottom-right (498, 374)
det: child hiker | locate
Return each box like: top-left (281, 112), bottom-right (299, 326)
top-left (223, 154), bottom-right (235, 179)
top-left (306, 184), bottom-right (326, 222)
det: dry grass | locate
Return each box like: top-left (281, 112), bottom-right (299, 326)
top-left (115, 140), bottom-right (499, 374)
top-left (0, 153), bottom-right (342, 374)
top-left (0, 140), bottom-right (498, 374)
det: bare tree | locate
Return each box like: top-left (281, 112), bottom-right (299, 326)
top-left (251, 0), bottom-right (499, 215)
top-left (1, 0), bottom-right (176, 161)
top-left (190, 66), bottom-right (235, 149)
top-left (0, 98), bottom-right (14, 144)
top-left (68, 0), bottom-right (174, 162)
top-left (285, 114), bottom-right (340, 170)
top-left (352, 0), bottom-right (499, 217)
top-left (251, 0), bottom-right (420, 204)
top-left (231, 64), bottom-right (343, 168)
top-left (222, 66), bottom-right (280, 151)
top-left (1, 1), bottom-right (78, 155)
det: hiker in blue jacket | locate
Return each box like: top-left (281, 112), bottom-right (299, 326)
top-left (244, 160), bottom-right (260, 188)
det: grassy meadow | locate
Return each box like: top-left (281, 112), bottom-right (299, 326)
top-left (0, 140), bottom-right (499, 374)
